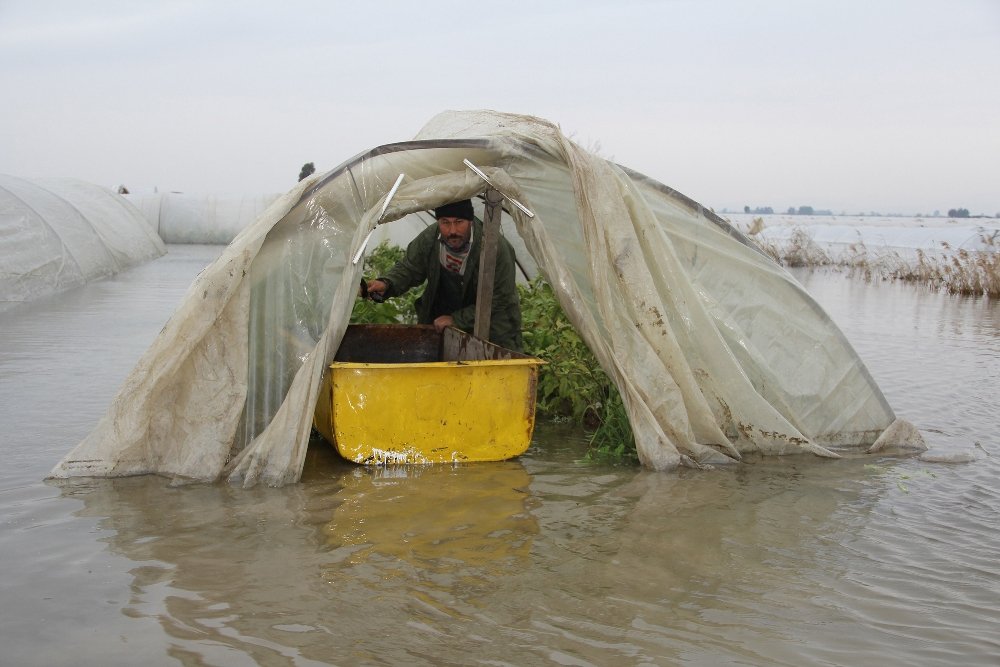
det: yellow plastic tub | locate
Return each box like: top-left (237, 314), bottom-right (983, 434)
top-left (314, 324), bottom-right (544, 464)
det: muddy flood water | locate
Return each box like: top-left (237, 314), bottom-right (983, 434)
top-left (1, 245), bottom-right (998, 666)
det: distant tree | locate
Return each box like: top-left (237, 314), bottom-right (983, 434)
top-left (298, 162), bottom-right (316, 182)
top-left (787, 207), bottom-right (797, 214)
top-left (947, 208), bottom-right (970, 218)
top-left (744, 205), bottom-right (751, 213)
top-left (797, 206), bottom-right (814, 216)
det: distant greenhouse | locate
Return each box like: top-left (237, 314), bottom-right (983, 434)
top-left (0, 175), bottom-right (165, 311)
top-left (125, 192), bottom-right (281, 244)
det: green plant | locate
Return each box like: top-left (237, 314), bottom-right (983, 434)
top-left (350, 242), bottom-right (422, 324)
top-left (517, 277), bottom-right (637, 463)
top-left (518, 277), bottom-right (603, 421)
top-left (585, 389), bottom-right (638, 465)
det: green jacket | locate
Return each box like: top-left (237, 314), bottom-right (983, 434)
top-left (382, 219), bottom-right (523, 351)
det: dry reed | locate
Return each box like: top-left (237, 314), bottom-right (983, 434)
top-left (750, 226), bottom-right (1000, 298)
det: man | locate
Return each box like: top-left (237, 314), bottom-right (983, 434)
top-left (365, 199), bottom-right (523, 351)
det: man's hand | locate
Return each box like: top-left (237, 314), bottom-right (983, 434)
top-left (366, 279), bottom-right (388, 302)
top-left (433, 315), bottom-right (454, 333)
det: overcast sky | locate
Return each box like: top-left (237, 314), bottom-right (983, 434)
top-left (1, 0), bottom-right (997, 215)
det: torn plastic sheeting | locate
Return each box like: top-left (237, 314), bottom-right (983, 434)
top-left (50, 110), bottom-right (921, 487)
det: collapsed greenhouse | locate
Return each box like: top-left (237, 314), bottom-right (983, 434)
top-left (47, 110), bottom-right (923, 487)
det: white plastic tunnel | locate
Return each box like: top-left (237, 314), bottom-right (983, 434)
top-left (51, 110), bottom-right (922, 487)
top-left (0, 175), bottom-right (165, 311)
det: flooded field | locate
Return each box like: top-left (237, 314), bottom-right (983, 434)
top-left (1, 245), bottom-right (998, 666)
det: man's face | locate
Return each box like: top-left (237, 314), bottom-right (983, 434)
top-left (438, 216), bottom-right (472, 251)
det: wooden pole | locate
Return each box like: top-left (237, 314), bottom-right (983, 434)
top-left (474, 187), bottom-right (503, 341)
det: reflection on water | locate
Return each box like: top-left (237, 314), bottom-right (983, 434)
top-left (321, 461), bottom-right (536, 581)
top-left (1, 248), bottom-right (999, 665)
top-left (47, 445), bottom-right (1000, 666)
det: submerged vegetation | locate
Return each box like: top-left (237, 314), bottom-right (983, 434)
top-left (351, 243), bottom-right (638, 464)
top-left (750, 226), bottom-right (1000, 298)
top-left (517, 278), bottom-right (638, 465)
top-left (900, 242), bottom-right (1000, 297)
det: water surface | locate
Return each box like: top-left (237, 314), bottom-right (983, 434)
top-left (1, 248), bottom-right (997, 666)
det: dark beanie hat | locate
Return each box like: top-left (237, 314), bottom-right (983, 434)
top-left (434, 199), bottom-right (474, 220)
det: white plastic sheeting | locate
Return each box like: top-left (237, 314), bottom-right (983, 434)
top-left (51, 110), bottom-right (921, 487)
top-left (125, 192), bottom-right (282, 244)
top-left (0, 175), bottom-right (166, 311)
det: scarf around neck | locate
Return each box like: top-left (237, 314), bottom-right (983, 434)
top-left (438, 228), bottom-right (474, 276)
